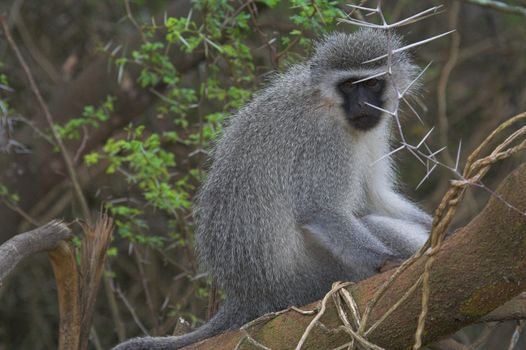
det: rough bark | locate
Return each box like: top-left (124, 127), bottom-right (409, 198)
top-left (181, 163), bottom-right (526, 350)
top-left (0, 220), bottom-right (71, 286)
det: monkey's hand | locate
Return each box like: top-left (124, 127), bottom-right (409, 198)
top-left (362, 214), bottom-right (428, 259)
top-left (374, 191), bottom-right (432, 228)
top-left (301, 211), bottom-right (396, 278)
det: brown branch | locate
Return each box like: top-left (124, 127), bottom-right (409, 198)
top-left (78, 213), bottom-right (114, 350)
top-left (48, 241), bottom-right (81, 350)
top-left (47, 213), bottom-right (114, 350)
top-left (436, 2), bottom-right (460, 167)
top-left (0, 220), bottom-right (71, 285)
top-left (179, 163), bottom-right (526, 350)
top-left (0, 214), bottom-right (114, 350)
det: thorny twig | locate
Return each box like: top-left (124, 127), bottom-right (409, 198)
top-left (124, 0), bottom-right (147, 42)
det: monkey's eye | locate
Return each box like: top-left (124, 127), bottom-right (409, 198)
top-left (342, 80), bottom-right (355, 89)
top-left (364, 79), bottom-right (379, 88)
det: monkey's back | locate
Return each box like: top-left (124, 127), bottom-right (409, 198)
top-left (194, 65), bottom-right (364, 320)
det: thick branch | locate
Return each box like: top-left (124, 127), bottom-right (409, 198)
top-left (0, 220), bottom-right (71, 285)
top-left (182, 163), bottom-right (526, 349)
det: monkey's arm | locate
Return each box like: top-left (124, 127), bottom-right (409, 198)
top-left (301, 211), bottom-right (395, 277)
top-left (365, 188), bottom-right (430, 259)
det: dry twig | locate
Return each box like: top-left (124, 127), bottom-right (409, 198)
top-left (0, 220), bottom-right (71, 285)
top-left (78, 213), bottom-right (114, 350)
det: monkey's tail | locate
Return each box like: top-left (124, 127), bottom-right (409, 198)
top-left (112, 303), bottom-right (237, 350)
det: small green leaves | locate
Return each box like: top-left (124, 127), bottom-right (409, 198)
top-left (84, 152), bottom-right (100, 166)
top-left (55, 96), bottom-right (114, 140)
top-left (0, 183), bottom-right (20, 204)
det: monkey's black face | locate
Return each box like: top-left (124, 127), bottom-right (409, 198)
top-left (337, 78), bottom-right (386, 131)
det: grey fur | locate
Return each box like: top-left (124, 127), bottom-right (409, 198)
top-left (113, 28), bottom-right (431, 350)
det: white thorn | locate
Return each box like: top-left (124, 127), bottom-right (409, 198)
top-left (387, 5), bottom-right (444, 28)
top-left (347, 4), bottom-right (378, 13)
top-left (428, 146), bottom-right (447, 158)
top-left (400, 61), bottom-right (433, 98)
top-left (416, 163), bottom-right (438, 190)
top-left (364, 102), bottom-right (396, 116)
top-left (352, 71), bottom-right (388, 84)
top-left (402, 97), bottom-right (424, 124)
top-left (455, 139), bottom-right (462, 171)
top-left (362, 30), bottom-right (456, 64)
top-left (407, 147), bottom-right (426, 166)
top-left (371, 144), bottom-right (405, 165)
top-left (417, 127), bottom-right (435, 149)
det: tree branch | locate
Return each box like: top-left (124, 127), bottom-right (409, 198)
top-left (0, 220), bottom-right (71, 286)
top-left (461, 0), bottom-right (526, 17)
top-left (48, 241), bottom-right (80, 350)
top-left (180, 163), bottom-right (526, 350)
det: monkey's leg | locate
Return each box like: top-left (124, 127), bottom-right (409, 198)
top-left (301, 211), bottom-right (395, 279)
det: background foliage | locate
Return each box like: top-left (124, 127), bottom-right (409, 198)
top-left (0, 0), bottom-right (525, 349)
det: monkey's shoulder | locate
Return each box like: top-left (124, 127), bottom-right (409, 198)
top-left (234, 65), bottom-right (316, 123)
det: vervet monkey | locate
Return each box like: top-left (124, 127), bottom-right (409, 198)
top-left (114, 28), bottom-right (431, 350)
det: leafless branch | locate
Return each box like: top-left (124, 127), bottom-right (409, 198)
top-left (461, 0), bottom-right (526, 17)
top-left (0, 220), bottom-right (71, 285)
